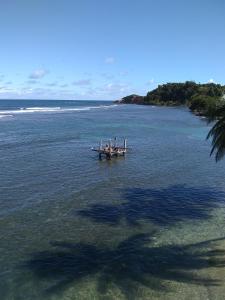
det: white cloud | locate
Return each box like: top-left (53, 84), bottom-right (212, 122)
top-left (119, 71), bottom-right (129, 76)
top-left (105, 57), bottom-right (115, 64)
top-left (0, 85), bottom-right (71, 99)
top-left (60, 84), bottom-right (68, 88)
top-left (99, 82), bottom-right (131, 95)
top-left (208, 78), bottom-right (216, 83)
top-left (83, 72), bottom-right (92, 76)
top-left (101, 73), bottom-right (114, 80)
top-left (26, 80), bottom-right (39, 84)
top-left (72, 79), bottom-right (91, 86)
top-left (46, 82), bottom-right (58, 87)
top-left (0, 78), bottom-right (136, 100)
top-left (29, 68), bottom-right (49, 79)
top-left (146, 79), bottom-right (154, 85)
top-left (0, 86), bottom-right (16, 93)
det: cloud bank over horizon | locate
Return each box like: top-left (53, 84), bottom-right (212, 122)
top-left (0, 70), bottom-right (223, 100)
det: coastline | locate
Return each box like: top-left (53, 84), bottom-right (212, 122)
top-left (114, 97), bottom-right (207, 117)
top-left (114, 81), bottom-right (225, 118)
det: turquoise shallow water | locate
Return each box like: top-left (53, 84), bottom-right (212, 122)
top-left (1, 100), bottom-right (225, 299)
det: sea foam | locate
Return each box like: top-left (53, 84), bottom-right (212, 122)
top-left (0, 104), bottom-right (118, 117)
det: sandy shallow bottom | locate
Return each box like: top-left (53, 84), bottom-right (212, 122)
top-left (1, 184), bottom-right (225, 300)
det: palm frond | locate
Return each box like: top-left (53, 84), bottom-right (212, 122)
top-left (207, 116), bottom-right (225, 161)
top-left (207, 102), bottom-right (225, 123)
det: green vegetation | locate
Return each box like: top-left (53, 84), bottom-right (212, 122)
top-left (118, 81), bottom-right (225, 117)
top-left (145, 81), bottom-right (225, 116)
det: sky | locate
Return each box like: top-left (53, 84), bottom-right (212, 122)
top-left (0, 0), bottom-right (224, 100)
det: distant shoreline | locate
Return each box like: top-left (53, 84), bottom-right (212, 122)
top-left (114, 81), bottom-right (225, 117)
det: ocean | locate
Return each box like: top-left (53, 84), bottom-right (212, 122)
top-left (1, 99), bottom-right (225, 300)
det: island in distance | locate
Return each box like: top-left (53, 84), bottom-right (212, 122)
top-left (115, 81), bottom-right (225, 117)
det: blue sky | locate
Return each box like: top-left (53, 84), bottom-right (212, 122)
top-left (0, 0), bottom-right (224, 100)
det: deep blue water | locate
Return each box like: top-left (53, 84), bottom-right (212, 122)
top-left (1, 100), bottom-right (225, 299)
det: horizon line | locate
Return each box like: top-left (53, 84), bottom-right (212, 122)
top-left (0, 98), bottom-right (115, 101)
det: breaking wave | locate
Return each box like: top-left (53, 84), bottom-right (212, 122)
top-left (0, 115), bottom-right (13, 119)
top-left (0, 104), bottom-right (118, 118)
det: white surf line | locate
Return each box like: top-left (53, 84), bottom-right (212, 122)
top-left (0, 104), bottom-right (119, 116)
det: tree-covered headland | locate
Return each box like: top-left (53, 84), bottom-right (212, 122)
top-left (117, 81), bottom-right (225, 117)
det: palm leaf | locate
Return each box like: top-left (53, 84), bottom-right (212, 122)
top-left (207, 116), bottom-right (225, 161)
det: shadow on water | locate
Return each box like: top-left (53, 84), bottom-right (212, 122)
top-left (25, 234), bottom-right (225, 299)
top-left (77, 185), bottom-right (225, 226)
